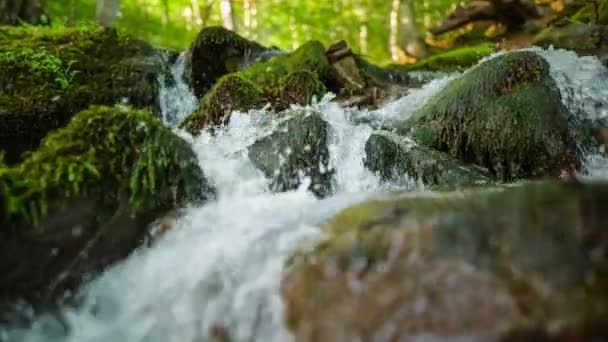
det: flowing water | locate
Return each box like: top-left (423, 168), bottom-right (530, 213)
top-left (3, 47), bottom-right (608, 342)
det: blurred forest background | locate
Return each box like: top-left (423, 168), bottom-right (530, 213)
top-left (7, 0), bottom-right (570, 63)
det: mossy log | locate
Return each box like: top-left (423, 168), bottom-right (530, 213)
top-left (0, 25), bottom-right (167, 164)
top-left (283, 180), bottom-right (608, 341)
top-left (395, 51), bottom-right (579, 181)
top-left (247, 110), bottom-right (334, 198)
top-left (0, 105), bottom-right (214, 309)
top-left (364, 131), bottom-right (491, 189)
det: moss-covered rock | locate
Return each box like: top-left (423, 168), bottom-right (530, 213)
top-left (534, 23), bottom-right (608, 65)
top-left (247, 110), bottom-right (333, 197)
top-left (283, 180), bottom-right (608, 341)
top-left (395, 51), bottom-right (579, 181)
top-left (238, 40), bottom-right (331, 94)
top-left (364, 131), bottom-right (491, 189)
top-left (0, 105), bottom-right (214, 306)
top-left (0, 25), bottom-right (167, 164)
top-left (278, 70), bottom-right (327, 109)
top-left (180, 74), bottom-right (264, 133)
top-left (184, 26), bottom-right (272, 98)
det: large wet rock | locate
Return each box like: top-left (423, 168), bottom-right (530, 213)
top-left (184, 26), bottom-right (273, 98)
top-left (248, 110), bottom-right (333, 198)
top-left (283, 180), bottom-right (608, 341)
top-left (364, 131), bottom-right (491, 189)
top-left (0, 25), bottom-right (167, 164)
top-left (395, 51), bottom-right (579, 181)
top-left (534, 23), bottom-right (608, 66)
top-left (0, 105), bottom-right (214, 313)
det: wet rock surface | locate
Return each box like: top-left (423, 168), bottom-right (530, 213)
top-left (283, 180), bottom-right (608, 341)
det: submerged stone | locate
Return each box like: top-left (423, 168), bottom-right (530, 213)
top-left (248, 110), bottom-right (333, 198)
top-left (395, 51), bottom-right (579, 181)
top-left (364, 131), bottom-right (491, 189)
top-left (0, 25), bottom-right (167, 164)
top-left (283, 180), bottom-right (608, 340)
top-left (0, 105), bottom-right (214, 310)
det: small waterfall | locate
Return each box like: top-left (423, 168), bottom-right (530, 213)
top-left (158, 53), bottom-right (199, 127)
top-left (3, 47), bottom-right (608, 342)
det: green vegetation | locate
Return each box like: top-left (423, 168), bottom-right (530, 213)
top-left (0, 24), bottom-right (164, 164)
top-left (239, 40), bottom-right (330, 92)
top-left (389, 42), bottom-right (498, 72)
top-left (1, 105), bottom-right (211, 231)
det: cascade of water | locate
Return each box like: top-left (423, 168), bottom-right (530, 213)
top-left (3, 47), bottom-right (608, 342)
top-left (158, 53), bottom-right (199, 127)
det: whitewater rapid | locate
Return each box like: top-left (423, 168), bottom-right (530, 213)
top-left (2, 47), bottom-right (608, 342)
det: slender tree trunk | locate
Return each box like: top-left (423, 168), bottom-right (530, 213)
top-left (96, 0), bottom-right (121, 27)
top-left (219, 0), bottom-right (236, 31)
top-left (0, 0), bottom-right (47, 25)
top-left (161, 0), bottom-right (170, 26)
top-left (398, 0), bottom-right (428, 59)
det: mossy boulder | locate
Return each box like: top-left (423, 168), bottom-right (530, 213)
top-left (395, 51), bottom-right (579, 181)
top-left (0, 25), bottom-right (167, 164)
top-left (278, 70), bottom-right (327, 109)
top-left (364, 131), bottom-right (491, 189)
top-left (180, 74), bottom-right (264, 133)
top-left (534, 23), bottom-right (608, 65)
top-left (247, 110), bottom-right (333, 198)
top-left (238, 40), bottom-right (331, 94)
top-left (0, 105), bottom-right (214, 307)
top-left (184, 26), bottom-right (272, 98)
top-left (283, 180), bottom-right (608, 341)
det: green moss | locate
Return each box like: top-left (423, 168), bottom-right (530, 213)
top-left (396, 51), bottom-right (579, 181)
top-left (278, 70), bottom-right (327, 107)
top-left (389, 43), bottom-right (498, 72)
top-left (238, 40), bottom-right (331, 93)
top-left (2, 105), bottom-right (210, 231)
top-left (0, 24), bottom-right (163, 164)
top-left (534, 22), bottom-right (608, 56)
top-left (180, 74), bottom-right (264, 134)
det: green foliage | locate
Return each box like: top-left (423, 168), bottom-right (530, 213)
top-left (3, 105), bottom-right (207, 230)
top-left (45, 0), bottom-right (462, 63)
top-left (0, 47), bottom-right (79, 89)
top-left (389, 42), bottom-right (498, 72)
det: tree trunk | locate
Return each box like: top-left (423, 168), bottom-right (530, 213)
top-left (398, 0), bottom-right (428, 59)
top-left (0, 0), bottom-right (47, 25)
top-left (96, 0), bottom-right (121, 28)
top-left (219, 0), bottom-right (236, 31)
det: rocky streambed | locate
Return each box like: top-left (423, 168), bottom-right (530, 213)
top-left (0, 22), bottom-right (608, 342)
